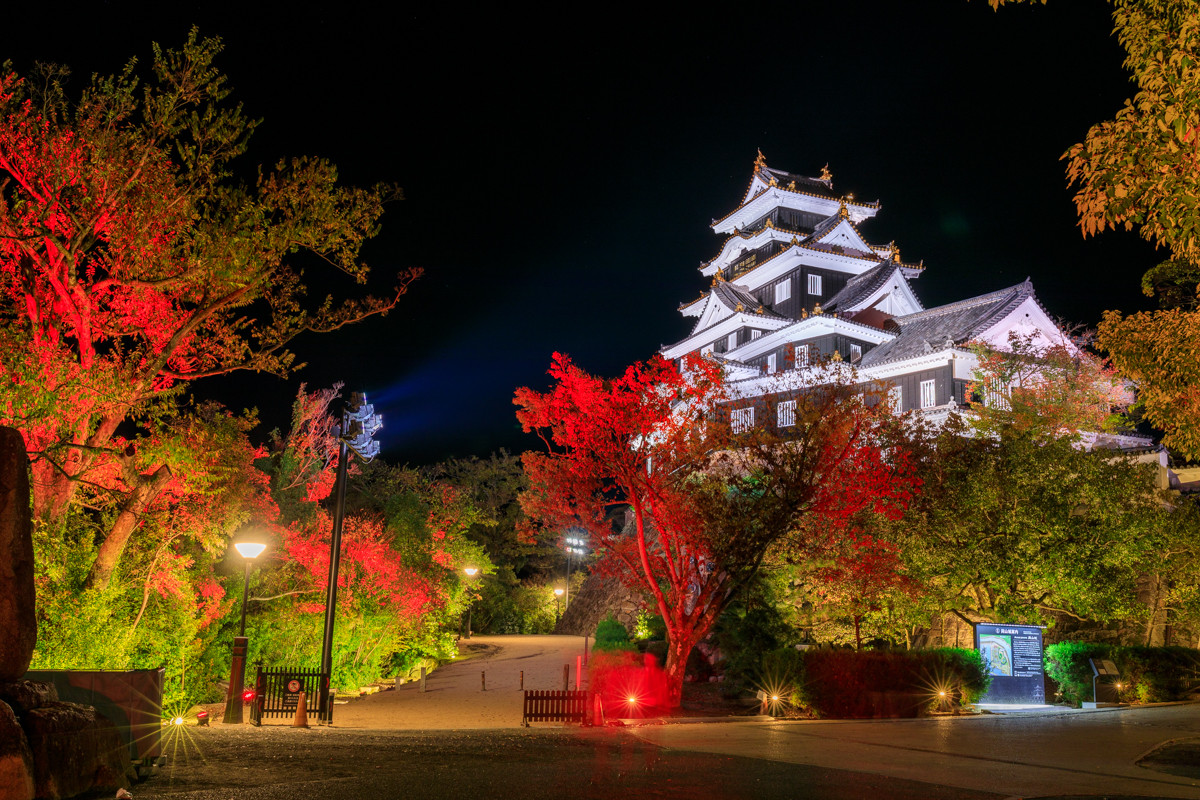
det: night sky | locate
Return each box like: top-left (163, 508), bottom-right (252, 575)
top-left (6, 2), bottom-right (1162, 464)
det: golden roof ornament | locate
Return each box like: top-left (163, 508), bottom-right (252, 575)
top-left (813, 302), bottom-right (823, 316)
top-left (832, 349), bottom-right (842, 362)
top-left (838, 201), bottom-right (849, 220)
top-left (790, 236), bottom-right (799, 245)
top-left (754, 149), bottom-right (767, 171)
top-left (820, 163), bottom-right (832, 181)
top-left (801, 309), bottom-right (808, 319)
top-left (735, 302), bottom-right (744, 312)
top-left (756, 304), bottom-right (765, 314)
top-left (787, 180), bottom-right (796, 190)
top-left (768, 176), bottom-right (778, 187)
top-left (765, 217), bottom-right (774, 228)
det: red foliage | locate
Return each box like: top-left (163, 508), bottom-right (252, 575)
top-left (516, 353), bottom-right (917, 707)
top-left (817, 534), bottom-right (918, 650)
top-left (587, 650), bottom-right (672, 717)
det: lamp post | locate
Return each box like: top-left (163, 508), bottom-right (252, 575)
top-left (554, 587), bottom-right (564, 621)
top-left (318, 392), bottom-right (382, 724)
top-left (463, 567), bottom-right (478, 639)
top-left (223, 537), bottom-right (266, 724)
top-left (563, 531), bottom-right (587, 611)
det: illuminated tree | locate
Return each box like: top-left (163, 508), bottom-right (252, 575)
top-left (0, 31), bottom-right (418, 587)
top-left (515, 353), bottom-right (915, 706)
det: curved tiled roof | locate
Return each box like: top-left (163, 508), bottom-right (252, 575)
top-left (824, 261), bottom-right (902, 312)
top-left (860, 279), bottom-right (1035, 367)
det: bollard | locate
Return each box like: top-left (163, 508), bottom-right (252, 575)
top-left (420, 666), bottom-right (427, 693)
top-left (563, 664), bottom-right (569, 691)
top-left (520, 670), bottom-right (524, 690)
top-left (576, 655), bottom-right (581, 690)
top-left (482, 671), bottom-right (486, 692)
top-left (583, 635), bottom-right (589, 666)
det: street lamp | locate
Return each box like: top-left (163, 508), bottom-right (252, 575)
top-left (318, 392), bottom-right (382, 725)
top-left (562, 531), bottom-right (587, 611)
top-left (223, 535), bottom-right (267, 725)
top-left (463, 567), bottom-right (479, 639)
top-left (554, 587), bottom-right (564, 620)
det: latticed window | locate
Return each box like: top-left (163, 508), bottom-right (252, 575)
top-left (766, 353), bottom-right (777, 374)
top-left (731, 407), bottom-right (754, 434)
top-left (775, 280), bottom-right (791, 304)
top-left (920, 379), bottom-right (937, 409)
top-left (889, 385), bottom-right (902, 413)
top-left (777, 399), bottom-right (796, 428)
top-left (850, 343), bottom-right (862, 362)
top-left (808, 273), bottom-right (822, 296)
top-left (751, 330), bottom-right (762, 340)
top-left (727, 332), bottom-right (737, 350)
top-left (794, 344), bottom-right (809, 368)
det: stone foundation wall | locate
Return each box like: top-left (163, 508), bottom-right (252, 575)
top-left (554, 572), bottom-right (645, 637)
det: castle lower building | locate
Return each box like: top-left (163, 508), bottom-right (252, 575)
top-left (661, 153), bottom-right (1152, 449)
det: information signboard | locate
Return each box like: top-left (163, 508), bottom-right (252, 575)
top-left (975, 623), bottom-right (1045, 704)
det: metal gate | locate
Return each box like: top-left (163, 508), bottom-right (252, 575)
top-left (522, 690), bottom-right (587, 725)
top-left (249, 664), bottom-right (332, 725)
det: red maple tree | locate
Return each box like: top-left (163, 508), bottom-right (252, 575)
top-left (515, 353), bottom-right (917, 706)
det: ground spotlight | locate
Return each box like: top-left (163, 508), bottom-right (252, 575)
top-left (196, 710), bottom-right (209, 727)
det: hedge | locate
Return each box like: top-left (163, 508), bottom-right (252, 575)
top-left (1043, 642), bottom-right (1200, 706)
top-left (758, 647), bottom-right (990, 718)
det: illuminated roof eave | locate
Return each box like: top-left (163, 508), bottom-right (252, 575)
top-left (711, 188), bottom-right (879, 235)
top-left (661, 312), bottom-right (792, 360)
top-left (728, 314), bottom-right (896, 362)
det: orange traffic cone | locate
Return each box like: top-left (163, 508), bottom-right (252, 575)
top-left (293, 691), bottom-right (310, 728)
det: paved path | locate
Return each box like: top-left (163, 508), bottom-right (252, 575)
top-left (628, 703), bottom-right (1200, 798)
top-left (329, 634), bottom-right (591, 729)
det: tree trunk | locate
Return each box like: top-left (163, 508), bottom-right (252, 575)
top-left (853, 615), bottom-right (863, 651)
top-left (662, 631), bottom-right (693, 708)
top-left (85, 464), bottom-right (172, 590)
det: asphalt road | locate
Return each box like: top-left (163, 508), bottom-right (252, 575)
top-left (136, 725), bottom-right (1007, 800)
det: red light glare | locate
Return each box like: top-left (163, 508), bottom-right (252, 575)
top-left (242, 690), bottom-right (256, 702)
top-left (626, 696), bottom-right (637, 704)
top-left (196, 710), bottom-right (208, 718)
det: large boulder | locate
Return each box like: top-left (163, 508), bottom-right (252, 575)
top-left (0, 699), bottom-right (34, 800)
top-left (22, 701), bottom-right (133, 800)
top-left (0, 681), bottom-right (57, 717)
top-left (0, 426), bottom-right (34, 681)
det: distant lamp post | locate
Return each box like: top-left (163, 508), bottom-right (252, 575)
top-left (223, 535), bottom-right (267, 725)
top-left (318, 392), bottom-right (382, 725)
top-left (562, 530), bottom-right (588, 611)
top-left (554, 587), bottom-right (564, 620)
top-left (463, 567), bottom-right (479, 639)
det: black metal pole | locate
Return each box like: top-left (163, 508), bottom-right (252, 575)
top-left (318, 438), bottom-right (350, 721)
top-left (239, 558), bottom-right (251, 636)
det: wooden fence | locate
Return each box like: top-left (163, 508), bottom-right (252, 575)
top-left (522, 690), bottom-right (588, 725)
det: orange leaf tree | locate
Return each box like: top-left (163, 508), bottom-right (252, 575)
top-left (515, 353), bottom-right (917, 706)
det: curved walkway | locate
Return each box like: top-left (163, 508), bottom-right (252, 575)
top-left (330, 634), bottom-right (591, 730)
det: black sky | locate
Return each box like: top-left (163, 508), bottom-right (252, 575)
top-left (6, 2), bottom-right (1162, 464)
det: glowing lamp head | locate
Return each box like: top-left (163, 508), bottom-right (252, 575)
top-left (627, 696), bottom-right (637, 704)
top-left (196, 710), bottom-right (209, 726)
top-left (554, 588), bottom-right (564, 597)
top-left (463, 567), bottom-right (479, 577)
top-left (771, 695), bottom-right (779, 702)
top-left (939, 691), bottom-right (947, 697)
top-left (234, 542), bottom-right (267, 560)
top-left (1116, 682), bottom-right (1123, 691)
top-left (172, 716), bottom-right (184, 726)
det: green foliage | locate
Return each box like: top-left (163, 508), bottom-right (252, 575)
top-left (715, 583), bottom-right (791, 692)
top-left (1044, 641), bottom-right (1200, 706)
top-left (594, 616), bottom-right (632, 652)
top-left (930, 648), bottom-right (992, 704)
top-left (633, 611), bottom-right (666, 641)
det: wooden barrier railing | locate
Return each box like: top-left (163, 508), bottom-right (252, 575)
top-left (522, 690), bottom-right (587, 726)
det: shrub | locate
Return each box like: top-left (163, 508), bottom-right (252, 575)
top-left (1044, 642), bottom-right (1200, 706)
top-left (594, 616), bottom-right (631, 652)
top-left (757, 647), bottom-right (991, 718)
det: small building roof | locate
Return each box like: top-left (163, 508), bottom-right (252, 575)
top-left (861, 280), bottom-right (1037, 367)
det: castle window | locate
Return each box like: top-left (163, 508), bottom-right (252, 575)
top-left (751, 330), bottom-right (762, 340)
top-left (808, 274), bottom-right (823, 296)
top-left (920, 379), bottom-right (937, 409)
top-left (731, 407), bottom-right (754, 434)
top-left (794, 344), bottom-right (809, 368)
top-left (777, 400), bottom-right (796, 428)
top-left (850, 343), bottom-right (862, 362)
top-left (775, 280), bottom-right (791, 304)
top-left (889, 386), bottom-right (902, 413)
top-left (727, 332), bottom-right (737, 350)
top-left (766, 354), bottom-right (777, 374)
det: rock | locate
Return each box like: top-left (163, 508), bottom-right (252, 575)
top-left (0, 681), bottom-right (57, 716)
top-left (23, 701), bottom-right (134, 799)
top-left (0, 699), bottom-right (34, 800)
top-left (0, 426), bottom-right (34, 681)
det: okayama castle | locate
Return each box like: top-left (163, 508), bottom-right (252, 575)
top-left (661, 153), bottom-right (1154, 453)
